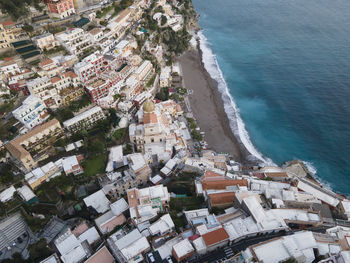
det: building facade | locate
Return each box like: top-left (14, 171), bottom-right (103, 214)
top-left (0, 21), bottom-right (26, 50)
top-left (6, 119), bottom-right (63, 171)
top-left (46, 0), bottom-right (75, 18)
top-left (12, 95), bottom-right (49, 130)
top-left (63, 106), bottom-right (105, 132)
top-left (55, 28), bottom-right (92, 55)
top-left (32, 33), bottom-right (59, 50)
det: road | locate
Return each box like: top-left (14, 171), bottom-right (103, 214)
top-left (187, 225), bottom-right (332, 263)
top-left (188, 231), bottom-right (289, 263)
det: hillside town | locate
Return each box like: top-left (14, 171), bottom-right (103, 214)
top-left (0, 1), bottom-right (350, 263)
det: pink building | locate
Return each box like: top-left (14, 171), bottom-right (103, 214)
top-left (46, 0), bottom-right (75, 18)
top-left (61, 155), bottom-right (84, 176)
top-left (74, 52), bottom-right (107, 83)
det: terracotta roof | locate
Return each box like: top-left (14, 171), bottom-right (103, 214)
top-left (254, 173), bottom-right (265, 180)
top-left (143, 112), bottom-right (157, 124)
top-left (89, 27), bottom-right (102, 35)
top-left (204, 170), bottom-right (222, 178)
top-left (127, 189), bottom-right (139, 208)
top-left (176, 104), bottom-right (182, 112)
top-left (8, 119), bottom-right (61, 151)
top-left (77, 154), bottom-right (84, 162)
top-left (209, 192), bottom-right (235, 205)
top-left (39, 58), bottom-right (54, 67)
top-left (202, 228), bottom-right (229, 247)
top-left (64, 71), bottom-right (78, 78)
top-left (72, 222), bottom-right (89, 237)
top-left (40, 111), bottom-right (49, 120)
top-left (160, 113), bottom-right (168, 125)
top-left (116, 8), bottom-right (131, 23)
top-left (161, 100), bottom-right (176, 107)
top-left (264, 172), bottom-right (288, 178)
top-left (6, 119), bottom-right (62, 159)
top-left (5, 140), bottom-right (31, 160)
top-left (189, 234), bottom-right (200, 241)
top-left (85, 246), bottom-right (115, 263)
top-left (201, 176), bottom-right (248, 191)
top-left (60, 86), bottom-right (77, 96)
top-left (100, 214), bottom-right (126, 233)
top-left (1, 59), bottom-right (17, 66)
top-left (3, 57), bottom-right (14, 61)
top-left (51, 76), bottom-right (61, 84)
top-left (0, 20), bottom-right (14, 27)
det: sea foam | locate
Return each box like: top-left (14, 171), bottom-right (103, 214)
top-left (197, 30), bottom-right (275, 166)
top-left (303, 161), bottom-right (334, 192)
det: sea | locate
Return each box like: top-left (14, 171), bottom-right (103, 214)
top-left (192, 0), bottom-right (350, 195)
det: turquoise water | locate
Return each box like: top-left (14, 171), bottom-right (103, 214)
top-left (193, 0), bottom-right (350, 194)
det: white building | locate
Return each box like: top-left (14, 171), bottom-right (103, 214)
top-left (0, 186), bottom-right (16, 203)
top-left (160, 157), bottom-right (181, 177)
top-left (61, 155), bottom-right (83, 175)
top-left (17, 185), bottom-right (36, 203)
top-left (105, 145), bottom-right (125, 173)
top-left (107, 229), bottom-right (150, 263)
top-left (88, 28), bottom-right (103, 43)
top-left (133, 60), bottom-right (153, 82)
top-left (95, 198), bottom-right (129, 234)
top-left (83, 190), bottom-right (110, 214)
top-left (339, 200), bottom-right (350, 220)
top-left (172, 239), bottom-right (194, 262)
top-left (77, 226), bottom-right (100, 245)
top-left (54, 229), bottom-right (88, 263)
top-left (32, 33), bottom-right (59, 50)
top-left (12, 95), bottom-right (49, 130)
top-left (168, 15), bottom-right (183, 32)
top-left (63, 106), bottom-right (105, 132)
top-left (27, 76), bottom-right (52, 100)
top-left (159, 66), bottom-right (171, 88)
top-left (242, 231), bottom-right (318, 263)
top-left (0, 59), bottom-right (21, 77)
top-left (127, 185), bottom-right (170, 224)
top-left (297, 178), bottom-right (341, 207)
top-left (55, 28), bottom-right (92, 55)
top-left (24, 161), bottom-right (62, 190)
top-left (107, 8), bottom-right (131, 38)
top-left (114, 39), bottom-right (137, 57)
top-left (149, 214), bottom-right (175, 236)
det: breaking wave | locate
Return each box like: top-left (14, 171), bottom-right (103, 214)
top-left (197, 30), bottom-right (274, 166)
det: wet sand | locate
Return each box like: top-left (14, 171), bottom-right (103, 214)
top-left (179, 48), bottom-right (245, 163)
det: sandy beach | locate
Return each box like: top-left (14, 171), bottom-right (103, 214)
top-left (179, 48), bottom-right (245, 163)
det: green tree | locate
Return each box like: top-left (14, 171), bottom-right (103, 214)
top-left (22, 24), bottom-right (34, 33)
top-left (28, 238), bottom-right (52, 262)
top-left (155, 87), bottom-right (169, 101)
top-left (88, 140), bottom-right (104, 155)
top-left (1, 252), bottom-right (23, 263)
top-left (161, 15), bottom-right (167, 26)
top-left (281, 258), bottom-right (298, 263)
top-left (123, 144), bottom-right (133, 155)
top-left (0, 164), bottom-right (14, 184)
top-left (112, 128), bottom-right (126, 141)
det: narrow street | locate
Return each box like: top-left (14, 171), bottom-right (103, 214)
top-left (188, 231), bottom-right (288, 263)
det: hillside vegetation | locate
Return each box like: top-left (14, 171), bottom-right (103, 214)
top-left (0, 0), bottom-right (42, 19)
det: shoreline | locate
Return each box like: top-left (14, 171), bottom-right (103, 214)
top-left (179, 43), bottom-right (257, 165)
top-left (178, 3), bottom-right (350, 199)
top-left (178, 43), bottom-right (348, 194)
top-left (180, 26), bottom-right (347, 196)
